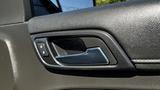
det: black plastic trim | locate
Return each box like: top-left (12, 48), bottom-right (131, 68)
top-left (31, 30), bottom-right (135, 72)
top-left (28, 0), bottom-right (160, 61)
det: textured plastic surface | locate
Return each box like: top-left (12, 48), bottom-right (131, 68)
top-left (0, 0), bottom-right (31, 25)
top-left (1, 23), bottom-right (160, 90)
top-left (2, 0), bottom-right (160, 90)
top-left (29, 0), bottom-right (160, 63)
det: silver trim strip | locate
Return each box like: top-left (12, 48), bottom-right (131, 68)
top-left (133, 59), bottom-right (160, 63)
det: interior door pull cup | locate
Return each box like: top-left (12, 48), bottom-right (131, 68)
top-left (55, 47), bottom-right (109, 66)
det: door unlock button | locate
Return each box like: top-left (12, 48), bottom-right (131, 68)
top-left (37, 42), bottom-right (49, 57)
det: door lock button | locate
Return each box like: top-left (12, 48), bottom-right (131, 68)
top-left (37, 42), bottom-right (49, 57)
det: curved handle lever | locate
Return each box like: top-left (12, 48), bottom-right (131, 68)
top-left (55, 47), bottom-right (109, 66)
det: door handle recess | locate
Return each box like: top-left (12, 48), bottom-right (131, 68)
top-left (56, 47), bottom-right (109, 66)
top-left (32, 30), bottom-right (135, 73)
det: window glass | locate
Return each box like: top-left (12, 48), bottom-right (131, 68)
top-left (59, 0), bottom-right (94, 12)
top-left (50, 0), bottom-right (128, 12)
top-left (96, 0), bottom-right (127, 6)
top-left (50, 0), bottom-right (59, 7)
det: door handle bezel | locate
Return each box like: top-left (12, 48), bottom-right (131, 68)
top-left (31, 29), bottom-right (135, 71)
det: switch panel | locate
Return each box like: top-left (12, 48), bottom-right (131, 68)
top-left (37, 42), bottom-right (49, 57)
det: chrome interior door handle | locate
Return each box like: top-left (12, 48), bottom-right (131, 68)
top-left (55, 47), bottom-right (109, 66)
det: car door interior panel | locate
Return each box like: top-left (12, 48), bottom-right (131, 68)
top-left (2, 0), bottom-right (160, 90)
top-left (29, 0), bottom-right (160, 71)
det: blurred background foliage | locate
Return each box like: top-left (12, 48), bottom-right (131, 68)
top-left (96, 0), bottom-right (127, 6)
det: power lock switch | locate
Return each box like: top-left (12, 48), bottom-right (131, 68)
top-left (37, 42), bottom-right (49, 57)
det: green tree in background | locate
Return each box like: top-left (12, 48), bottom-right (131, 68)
top-left (96, 0), bottom-right (127, 6)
